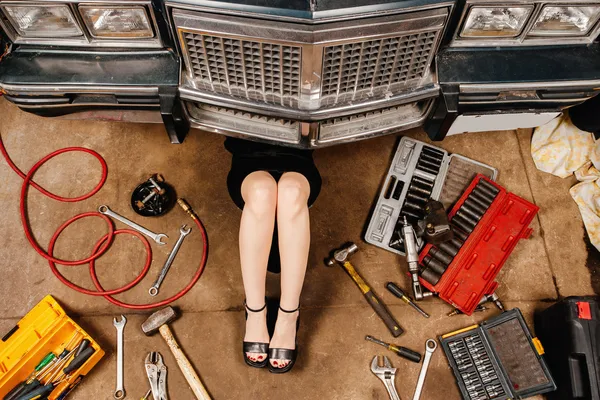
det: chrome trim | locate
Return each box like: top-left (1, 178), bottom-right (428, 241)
top-left (0, 83), bottom-right (159, 95)
top-left (179, 82), bottom-right (440, 121)
top-left (0, 0), bottom-right (163, 48)
top-left (460, 80), bottom-right (600, 92)
top-left (451, 0), bottom-right (600, 47)
top-left (173, 7), bottom-right (447, 114)
top-left (166, 0), bottom-right (455, 24)
top-left (11, 102), bottom-right (158, 109)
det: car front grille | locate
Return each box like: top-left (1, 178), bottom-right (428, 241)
top-left (183, 32), bottom-right (302, 107)
top-left (321, 31), bottom-right (438, 105)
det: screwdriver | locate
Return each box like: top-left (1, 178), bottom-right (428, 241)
top-left (55, 376), bottom-right (82, 400)
top-left (365, 335), bottom-right (422, 363)
top-left (13, 383), bottom-right (54, 400)
top-left (386, 282), bottom-right (430, 318)
top-left (4, 354), bottom-right (56, 400)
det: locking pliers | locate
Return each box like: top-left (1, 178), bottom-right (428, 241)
top-left (145, 352), bottom-right (168, 400)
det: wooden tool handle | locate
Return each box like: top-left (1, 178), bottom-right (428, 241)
top-left (364, 290), bottom-right (404, 337)
top-left (159, 324), bottom-right (212, 400)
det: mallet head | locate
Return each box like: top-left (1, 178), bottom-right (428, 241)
top-left (142, 306), bottom-right (178, 336)
top-left (325, 242), bottom-right (359, 266)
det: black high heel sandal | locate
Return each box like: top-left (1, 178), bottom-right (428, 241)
top-left (268, 305), bottom-right (300, 374)
top-left (243, 300), bottom-right (269, 368)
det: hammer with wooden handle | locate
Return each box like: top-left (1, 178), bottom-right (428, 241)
top-left (325, 242), bottom-right (404, 337)
top-left (142, 307), bottom-right (211, 400)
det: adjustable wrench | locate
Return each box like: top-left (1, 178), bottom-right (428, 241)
top-left (114, 315), bottom-right (127, 400)
top-left (412, 339), bottom-right (437, 400)
top-left (371, 356), bottom-right (401, 400)
top-left (99, 205), bottom-right (168, 245)
top-left (149, 225), bottom-right (191, 296)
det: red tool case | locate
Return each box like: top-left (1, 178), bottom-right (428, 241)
top-left (418, 174), bottom-right (539, 315)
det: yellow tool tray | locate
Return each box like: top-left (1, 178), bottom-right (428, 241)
top-left (0, 295), bottom-right (104, 399)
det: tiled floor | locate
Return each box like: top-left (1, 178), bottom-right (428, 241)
top-left (0, 97), bottom-right (596, 399)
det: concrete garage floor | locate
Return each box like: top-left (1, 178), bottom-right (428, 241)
top-left (0, 96), bottom-right (597, 400)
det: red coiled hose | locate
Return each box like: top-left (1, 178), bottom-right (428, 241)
top-left (0, 134), bottom-right (208, 309)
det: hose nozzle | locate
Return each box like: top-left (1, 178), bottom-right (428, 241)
top-left (178, 198), bottom-right (198, 221)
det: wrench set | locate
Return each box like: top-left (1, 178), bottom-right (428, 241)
top-left (440, 309), bottom-right (555, 400)
top-left (365, 137), bottom-right (497, 255)
top-left (417, 175), bottom-right (539, 315)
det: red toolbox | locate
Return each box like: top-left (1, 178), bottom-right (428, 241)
top-left (418, 174), bottom-right (539, 315)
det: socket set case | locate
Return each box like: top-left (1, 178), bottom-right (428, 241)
top-left (365, 137), bottom-right (497, 255)
top-left (534, 296), bottom-right (600, 400)
top-left (418, 174), bottom-right (538, 315)
top-left (440, 309), bottom-right (556, 400)
top-left (0, 295), bottom-right (104, 400)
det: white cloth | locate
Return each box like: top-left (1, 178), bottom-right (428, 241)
top-left (532, 113), bottom-right (600, 251)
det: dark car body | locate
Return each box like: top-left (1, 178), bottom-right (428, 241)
top-left (0, 0), bottom-right (598, 147)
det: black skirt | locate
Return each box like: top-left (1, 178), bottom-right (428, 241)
top-left (225, 137), bottom-right (322, 210)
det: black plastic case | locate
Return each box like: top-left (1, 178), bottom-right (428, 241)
top-left (440, 309), bottom-right (556, 400)
top-left (534, 296), bottom-right (600, 400)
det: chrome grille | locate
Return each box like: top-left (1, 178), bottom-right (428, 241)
top-left (321, 31), bottom-right (438, 104)
top-left (183, 32), bottom-right (302, 107)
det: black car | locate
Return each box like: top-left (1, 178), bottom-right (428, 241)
top-left (0, 1), bottom-right (598, 147)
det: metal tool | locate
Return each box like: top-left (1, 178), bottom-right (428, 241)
top-left (399, 218), bottom-right (430, 301)
top-left (325, 243), bottom-right (404, 337)
top-left (141, 389), bottom-right (152, 400)
top-left (146, 352), bottom-right (168, 400)
top-left (412, 339), bottom-right (437, 400)
top-left (385, 282), bottom-right (429, 318)
top-left (149, 225), bottom-right (192, 296)
top-left (370, 356), bottom-right (401, 400)
top-left (114, 315), bottom-right (127, 400)
top-left (366, 335), bottom-right (421, 363)
top-left (142, 307), bottom-right (211, 400)
top-left (99, 205), bottom-right (168, 245)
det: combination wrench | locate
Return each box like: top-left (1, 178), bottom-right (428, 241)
top-left (149, 225), bottom-right (192, 296)
top-left (99, 205), bottom-right (168, 245)
top-left (113, 315), bottom-right (127, 399)
top-left (412, 339), bottom-right (437, 400)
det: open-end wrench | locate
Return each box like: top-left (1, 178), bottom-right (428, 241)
top-left (412, 339), bottom-right (437, 400)
top-left (114, 315), bottom-right (127, 400)
top-left (99, 205), bottom-right (168, 245)
top-left (149, 225), bottom-right (191, 296)
top-left (371, 355), bottom-right (401, 400)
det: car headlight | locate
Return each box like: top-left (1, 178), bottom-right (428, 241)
top-left (461, 6), bottom-right (533, 37)
top-left (79, 6), bottom-right (154, 39)
top-left (529, 5), bottom-right (600, 36)
top-left (3, 5), bottom-right (82, 38)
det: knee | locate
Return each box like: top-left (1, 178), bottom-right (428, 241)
top-left (242, 172), bottom-right (278, 217)
top-left (277, 173), bottom-right (310, 215)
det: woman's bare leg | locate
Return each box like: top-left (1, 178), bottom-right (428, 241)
top-left (269, 172), bottom-right (311, 369)
top-left (240, 171), bottom-right (278, 363)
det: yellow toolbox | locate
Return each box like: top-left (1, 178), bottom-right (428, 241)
top-left (0, 295), bottom-right (104, 399)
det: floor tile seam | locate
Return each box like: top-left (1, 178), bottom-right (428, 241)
top-left (513, 129), bottom-right (560, 300)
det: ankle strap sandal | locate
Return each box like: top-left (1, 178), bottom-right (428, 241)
top-left (268, 305), bottom-right (300, 374)
top-left (243, 300), bottom-right (269, 368)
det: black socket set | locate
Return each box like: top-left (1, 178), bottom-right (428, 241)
top-left (365, 137), bottom-right (497, 255)
top-left (419, 178), bottom-right (500, 287)
top-left (441, 309), bottom-right (556, 400)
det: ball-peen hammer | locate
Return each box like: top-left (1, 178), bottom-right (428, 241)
top-left (325, 243), bottom-right (404, 337)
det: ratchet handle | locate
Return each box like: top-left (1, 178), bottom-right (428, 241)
top-left (364, 290), bottom-right (404, 337)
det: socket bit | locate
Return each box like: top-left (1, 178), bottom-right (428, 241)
top-left (463, 198), bottom-right (488, 216)
top-left (418, 159), bottom-right (441, 171)
top-left (401, 209), bottom-right (422, 221)
top-left (476, 181), bottom-right (499, 197)
top-left (452, 218), bottom-right (473, 234)
top-left (404, 201), bottom-right (424, 212)
top-left (422, 148), bottom-right (444, 160)
top-left (430, 247), bottom-right (454, 265)
top-left (438, 241), bottom-right (459, 257)
top-left (460, 203), bottom-right (484, 221)
top-left (423, 255), bottom-right (447, 275)
top-left (471, 188), bottom-right (496, 204)
top-left (454, 213), bottom-right (477, 229)
top-left (413, 175), bottom-right (435, 187)
top-left (420, 266), bottom-right (441, 285)
top-left (452, 227), bottom-right (469, 241)
top-left (408, 185), bottom-right (432, 197)
top-left (479, 178), bottom-right (500, 194)
top-left (451, 237), bottom-right (464, 249)
top-left (420, 153), bottom-right (443, 165)
top-left (457, 207), bottom-right (482, 225)
top-left (406, 192), bottom-right (428, 203)
top-left (417, 164), bottom-right (440, 176)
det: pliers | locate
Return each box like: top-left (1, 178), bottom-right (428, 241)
top-left (145, 352), bottom-right (168, 400)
